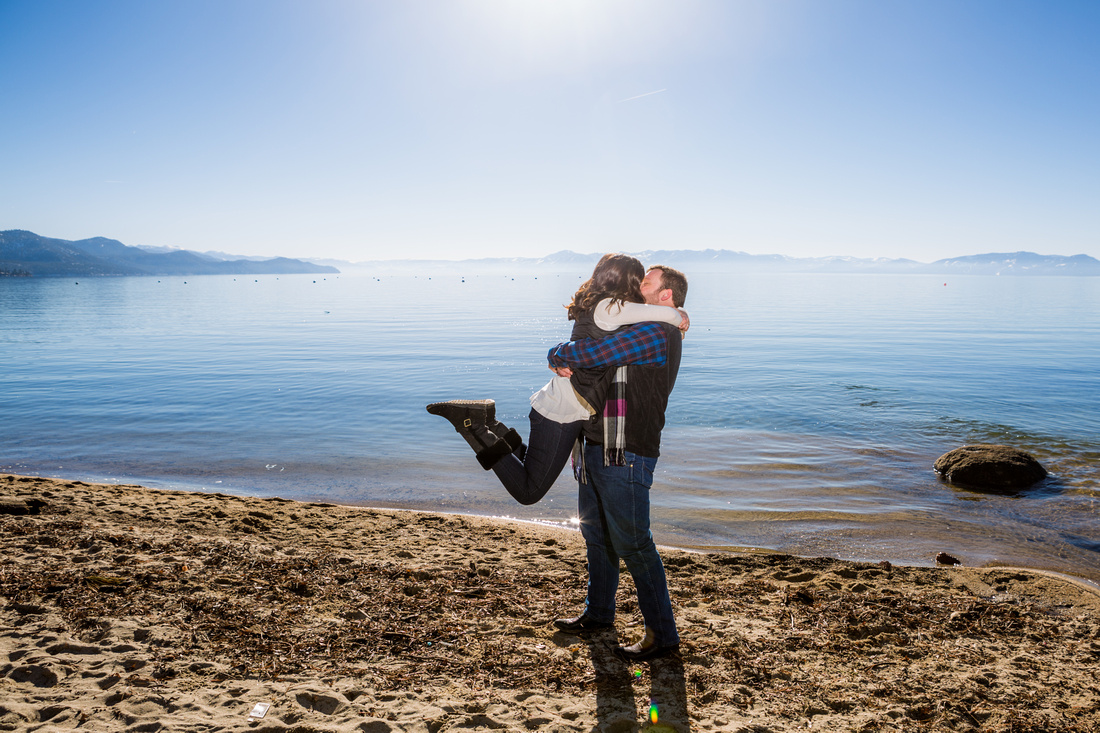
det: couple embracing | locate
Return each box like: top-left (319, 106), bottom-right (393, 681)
top-left (428, 253), bottom-right (688, 662)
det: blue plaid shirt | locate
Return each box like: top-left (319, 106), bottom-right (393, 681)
top-left (547, 321), bottom-right (669, 370)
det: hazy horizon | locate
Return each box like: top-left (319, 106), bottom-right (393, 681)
top-left (306, 248), bottom-right (1100, 266)
top-left (6, 228), bottom-right (1096, 269)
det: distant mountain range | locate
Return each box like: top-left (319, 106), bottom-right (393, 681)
top-left (3, 229), bottom-right (1097, 277)
top-left (0, 230), bottom-right (338, 277)
top-left (334, 248), bottom-right (1100, 276)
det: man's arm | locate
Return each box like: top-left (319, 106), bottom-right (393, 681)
top-left (547, 321), bottom-right (670, 370)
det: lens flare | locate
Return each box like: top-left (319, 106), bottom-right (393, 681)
top-left (649, 700), bottom-right (658, 724)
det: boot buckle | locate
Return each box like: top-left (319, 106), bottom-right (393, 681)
top-left (463, 418), bottom-right (473, 428)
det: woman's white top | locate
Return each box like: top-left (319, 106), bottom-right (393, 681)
top-left (529, 299), bottom-right (684, 423)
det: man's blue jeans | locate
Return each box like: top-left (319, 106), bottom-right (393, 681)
top-left (578, 442), bottom-right (679, 646)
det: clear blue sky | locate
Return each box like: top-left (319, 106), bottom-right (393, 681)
top-left (2, 0), bottom-right (1097, 262)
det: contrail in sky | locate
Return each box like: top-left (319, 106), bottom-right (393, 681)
top-left (615, 88), bottom-right (667, 103)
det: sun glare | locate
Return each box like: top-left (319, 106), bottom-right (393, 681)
top-left (460, 0), bottom-right (678, 79)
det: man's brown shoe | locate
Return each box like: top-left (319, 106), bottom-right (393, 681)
top-left (613, 630), bottom-right (680, 661)
top-left (614, 640), bottom-right (679, 662)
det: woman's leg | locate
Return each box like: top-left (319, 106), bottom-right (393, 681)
top-left (491, 410), bottom-right (583, 505)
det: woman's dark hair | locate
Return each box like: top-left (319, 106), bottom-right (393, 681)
top-left (567, 253), bottom-right (645, 320)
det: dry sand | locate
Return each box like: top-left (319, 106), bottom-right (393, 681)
top-left (1, 472), bottom-right (1098, 732)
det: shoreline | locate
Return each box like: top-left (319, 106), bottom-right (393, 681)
top-left (10, 448), bottom-right (1099, 590)
top-left (382, 510), bottom-right (1100, 597)
top-left (3, 472), bottom-right (1099, 731)
top-left (11, 462), bottom-right (1100, 589)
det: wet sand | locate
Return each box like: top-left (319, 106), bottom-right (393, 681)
top-left (2, 473), bottom-right (1098, 732)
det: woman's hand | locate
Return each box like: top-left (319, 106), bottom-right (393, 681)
top-left (677, 309), bottom-right (690, 332)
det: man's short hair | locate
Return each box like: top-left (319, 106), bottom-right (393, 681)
top-left (648, 265), bottom-right (688, 308)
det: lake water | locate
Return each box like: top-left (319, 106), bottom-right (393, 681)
top-left (2, 270), bottom-right (1098, 583)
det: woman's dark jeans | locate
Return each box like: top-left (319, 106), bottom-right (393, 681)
top-left (491, 409), bottom-right (584, 505)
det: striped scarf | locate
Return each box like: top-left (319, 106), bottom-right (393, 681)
top-left (601, 366), bottom-right (628, 467)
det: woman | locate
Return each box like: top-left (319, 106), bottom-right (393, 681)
top-left (427, 253), bottom-right (688, 505)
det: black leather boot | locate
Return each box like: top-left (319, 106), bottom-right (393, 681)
top-left (426, 399), bottom-right (496, 428)
top-left (488, 420), bottom-right (524, 456)
top-left (426, 400), bottom-right (513, 470)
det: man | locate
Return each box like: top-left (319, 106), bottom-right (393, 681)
top-left (640, 265), bottom-right (687, 312)
top-left (546, 265), bottom-right (688, 662)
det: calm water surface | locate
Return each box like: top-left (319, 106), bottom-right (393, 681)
top-left (2, 271), bottom-right (1097, 582)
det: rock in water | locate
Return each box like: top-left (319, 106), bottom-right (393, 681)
top-left (934, 444), bottom-right (1047, 491)
top-left (936, 552), bottom-right (961, 566)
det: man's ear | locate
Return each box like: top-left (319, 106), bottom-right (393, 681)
top-left (659, 288), bottom-right (674, 305)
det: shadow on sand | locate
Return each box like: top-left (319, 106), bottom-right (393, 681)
top-left (551, 629), bottom-right (690, 732)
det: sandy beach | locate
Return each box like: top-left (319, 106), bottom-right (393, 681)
top-left (1, 473), bottom-right (1098, 732)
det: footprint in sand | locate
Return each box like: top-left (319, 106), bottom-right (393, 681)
top-left (772, 570), bottom-right (816, 583)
